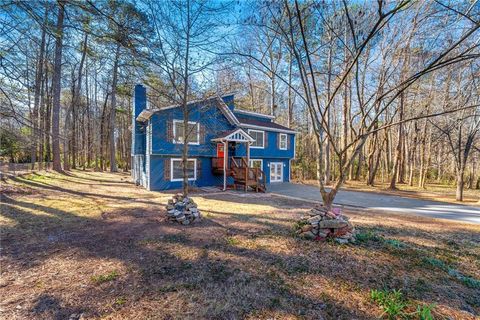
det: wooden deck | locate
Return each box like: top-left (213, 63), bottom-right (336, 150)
top-left (212, 157), bottom-right (266, 192)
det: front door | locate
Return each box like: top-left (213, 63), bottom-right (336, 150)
top-left (270, 162), bottom-right (283, 183)
top-left (217, 143), bottom-right (225, 158)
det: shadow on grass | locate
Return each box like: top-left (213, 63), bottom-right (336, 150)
top-left (2, 174), bottom-right (479, 319)
top-left (1, 194), bottom-right (377, 319)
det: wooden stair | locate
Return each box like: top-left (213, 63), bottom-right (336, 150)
top-left (211, 157), bottom-right (266, 192)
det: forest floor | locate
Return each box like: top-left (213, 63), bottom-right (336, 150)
top-left (1, 171), bottom-right (479, 320)
top-left (298, 179), bottom-right (480, 205)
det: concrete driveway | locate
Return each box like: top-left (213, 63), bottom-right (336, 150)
top-left (268, 183), bottom-right (480, 224)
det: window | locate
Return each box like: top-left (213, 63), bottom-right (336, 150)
top-left (279, 133), bottom-right (287, 150)
top-left (248, 129), bottom-right (264, 148)
top-left (173, 120), bottom-right (199, 144)
top-left (249, 159), bottom-right (263, 169)
top-left (170, 158), bottom-right (197, 182)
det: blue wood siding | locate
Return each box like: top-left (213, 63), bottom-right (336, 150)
top-left (150, 104), bottom-right (235, 157)
top-left (148, 155), bottom-right (230, 191)
top-left (236, 130), bottom-right (295, 159)
top-left (260, 158), bottom-right (290, 183)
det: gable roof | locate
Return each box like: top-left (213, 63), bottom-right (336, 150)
top-left (135, 94), bottom-right (239, 126)
top-left (211, 128), bottom-right (254, 143)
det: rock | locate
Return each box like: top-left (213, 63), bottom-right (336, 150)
top-left (309, 208), bottom-right (326, 216)
top-left (307, 215), bottom-right (322, 224)
top-left (301, 224), bottom-right (313, 232)
top-left (325, 211), bottom-right (337, 219)
top-left (173, 210), bottom-right (183, 217)
top-left (335, 238), bottom-right (349, 244)
top-left (317, 230), bottom-right (330, 238)
top-left (332, 226), bottom-right (353, 237)
top-left (318, 219), bottom-right (348, 229)
top-left (165, 195), bottom-right (201, 225)
top-left (338, 232), bottom-right (353, 239)
top-left (300, 231), bottom-right (316, 240)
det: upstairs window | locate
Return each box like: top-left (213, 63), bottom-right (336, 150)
top-left (279, 133), bottom-right (288, 150)
top-left (173, 120), bottom-right (199, 145)
top-left (248, 129), bottom-right (265, 148)
top-left (170, 158), bottom-right (196, 181)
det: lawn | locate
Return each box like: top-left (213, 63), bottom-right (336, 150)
top-left (1, 171), bottom-right (479, 319)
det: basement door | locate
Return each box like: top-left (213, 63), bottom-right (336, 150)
top-left (270, 162), bottom-right (283, 183)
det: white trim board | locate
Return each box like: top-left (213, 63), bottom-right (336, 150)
top-left (248, 129), bottom-right (265, 149)
top-left (279, 133), bottom-right (288, 150)
top-left (172, 119), bottom-right (200, 145)
top-left (170, 158), bottom-right (197, 182)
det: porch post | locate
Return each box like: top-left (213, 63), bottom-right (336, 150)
top-left (223, 140), bottom-right (227, 191)
top-left (246, 142), bottom-right (250, 165)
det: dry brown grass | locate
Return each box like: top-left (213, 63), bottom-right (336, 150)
top-left (1, 171), bottom-right (479, 319)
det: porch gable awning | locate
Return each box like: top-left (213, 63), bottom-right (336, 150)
top-left (211, 128), bottom-right (254, 143)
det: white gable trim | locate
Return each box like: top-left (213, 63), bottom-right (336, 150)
top-left (211, 128), bottom-right (254, 143)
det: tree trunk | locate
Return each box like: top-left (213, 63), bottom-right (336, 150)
top-left (182, 0), bottom-right (191, 197)
top-left (31, 11), bottom-right (47, 170)
top-left (456, 169), bottom-right (464, 201)
top-left (109, 43), bottom-right (121, 172)
top-left (51, 1), bottom-right (65, 172)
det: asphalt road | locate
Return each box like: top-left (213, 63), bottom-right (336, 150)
top-left (268, 183), bottom-right (480, 224)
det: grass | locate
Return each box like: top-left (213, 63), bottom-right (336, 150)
top-left (370, 289), bottom-right (435, 319)
top-left (91, 270), bottom-right (119, 284)
top-left (370, 289), bottom-right (408, 319)
top-left (1, 171), bottom-right (479, 319)
top-left (422, 257), bottom-right (480, 289)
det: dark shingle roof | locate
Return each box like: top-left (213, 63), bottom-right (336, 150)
top-left (239, 118), bottom-right (295, 132)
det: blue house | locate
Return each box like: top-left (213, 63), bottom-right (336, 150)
top-left (131, 84), bottom-right (296, 192)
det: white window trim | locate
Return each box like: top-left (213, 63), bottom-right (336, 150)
top-left (279, 133), bottom-right (287, 150)
top-left (248, 129), bottom-right (265, 149)
top-left (249, 159), bottom-right (263, 169)
top-left (172, 119), bottom-right (200, 145)
top-left (170, 158), bottom-right (197, 182)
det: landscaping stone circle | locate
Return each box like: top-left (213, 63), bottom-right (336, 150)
top-left (166, 194), bottom-right (201, 225)
top-left (296, 205), bottom-right (356, 243)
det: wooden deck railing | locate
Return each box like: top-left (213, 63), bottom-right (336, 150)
top-left (211, 157), bottom-right (266, 192)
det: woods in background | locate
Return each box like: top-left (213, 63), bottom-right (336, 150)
top-left (1, 0), bottom-right (479, 202)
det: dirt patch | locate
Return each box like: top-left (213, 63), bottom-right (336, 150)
top-left (1, 171), bottom-right (479, 319)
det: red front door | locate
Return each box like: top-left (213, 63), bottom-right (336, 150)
top-left (217, 143), bottom-right (225, 158)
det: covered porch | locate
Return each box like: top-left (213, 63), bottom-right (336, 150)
top-left (211, 129), bottom-right (266, 192)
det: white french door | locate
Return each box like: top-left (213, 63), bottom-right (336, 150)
top-left (270, 162), bottom-right (283, 183)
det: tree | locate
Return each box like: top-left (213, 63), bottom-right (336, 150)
top-left (144, 0), bottom-right (230, 196)
top-left (51, 0), bottom-right (65, 172)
